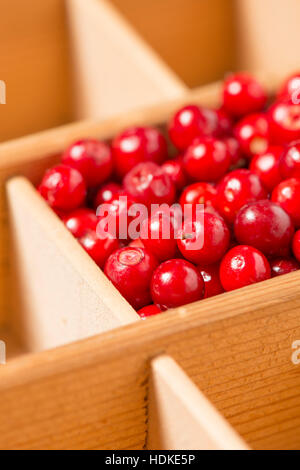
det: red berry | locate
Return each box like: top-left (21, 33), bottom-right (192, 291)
top-left (278, 72), bottom-right (300, 103)
top-left (234, 200), bottom-right (294, 256)
top-left (112, 126), bottom-right (168, 178)
top-left (220, 245), bottom-right (271, 291)
top-left (38, 164), bottom-right (86, 211)
top-left (179, 182), bottom-right (217, 209)
top-left (279, 141), bottom-right (300, 179)
top-left (198, 264), bottom-right (224, 298)
top-left (223, 137), bottom-right (243, 167)
top-left (250, 146), bottom-right (283, 191)
top-left (62, 139), bottom-right (113, 188)
top-left (161, 158), bottom-right (187, 191)
top-left (62, 208), bottom-right (98, 238)
top-left (177, 212), bottom-right (230, 265)
top-left (123, 162), bottom-right (176, 208)
top-left (151, 259), bottom-right (204, 310)
top-left (272, 178), bottom-right (300, 227)
top-left (79, 230), bottom-right (119, 269)
top-left (94, 183), bottom-right (121, 209)
top-left (223, 73), bottom-right (267, 118)
top-left (215, 108), bottom-right (233, 137)
top-left (268, 101), bottom-right (300, 144)
top-left (97, 193), bottom-right (137, 239)
top-left (216, 169), bottom-right (268, 224)
top-left (140, 212), bottom-right (179, 261)
top-left (183, 137), bottom-right (231, 182)
top-left (270, 257), bottom-right (300, 277)
top-left (168, 105), bottom-right (218, 151)
top-left (293, 230), bottom-right (300, 262)
top-left (138, 304), bottom-right (161, 319)
top-left (235, 113), bottom-right (270, 158)
top-left (105, 247), bottom-right (159, 310)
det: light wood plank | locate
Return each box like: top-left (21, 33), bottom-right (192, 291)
top-left (7, 177), bottom-right (138, 352)
top-left (148, 355), bottom-right (249, 450)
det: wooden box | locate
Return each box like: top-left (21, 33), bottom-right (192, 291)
top-left (1, 77), bottom-right (300, 450)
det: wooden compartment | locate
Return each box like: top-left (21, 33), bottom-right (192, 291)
top-left (1, 78), bottom-right (300, 450)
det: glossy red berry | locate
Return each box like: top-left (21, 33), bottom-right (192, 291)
top-left (223, 137), bottom-right (243, 167)
top-left (220, 245), bottom-right (271, 291)
top-left (250, 146), bottom-right (283, 191)
top-left (168, 105), bottom-right (218, 151)
top-left (215, 108), bottom-right (233, 137)
top-left (79, 230), bottom-right (119, 269)
top-left (151, 259), bottom-right (204, 310)
top-left (270, 257), bottom-right (300, 277)
top-left (272, 178), bottom-right (300, 227)
top-left (268, 101), bottom-right (300, 144)
top-left (198, 264), bottom-right (224, 298)
top-left (278, 72), bottom-right (300, 103)
top-left (177, 212), bottom-right (230, 265)
top-left (97, 193), bottom-right (137, 239)
top-left (179, 182), bottom-right (217, 209)
top-left (279, 141), bottom-right (300, 179)
top-left (234, 200), bottom-right (294, 256)
top-left (140, 212), bottom-right (179, 261)
top-left (161, 158), bottom-right (187, 191)
top-left (105, 247), bottom-right (159, 310)
top-left (183, 137), bottom-right (231, 182)
top-left (112, 126), bottom-right (168, 178)
top-left (123, 162), bottom-right (176, 208)
top-left (62, 208), bottom-right (98, 238)
top-left (222, 73), bottom-right (267, 118)
top-left (216, 169), bottom-right (268, 224)
top-left (235, 113), bottom-right (270, 158)
top-left (38, 164), bottom-right (86, 211)
top-left (62, 139), bottom-right (113, 188)
top-left (137, 304), bottom-right (162, 319)
top-left (292, 230), bottom-right (300, 262)
top-left (94, 183), bottom-right (122, 209)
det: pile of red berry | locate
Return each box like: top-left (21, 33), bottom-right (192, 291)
top-left (38, 72), bottom-right (300, 319)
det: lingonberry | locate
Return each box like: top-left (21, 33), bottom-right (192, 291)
top-left (215, 108), bottom-right (233, 137)
top-left (177, 212), bottom-right (230, 265)
top-left (62, 208), bottom-right (98, 238)
top-left (183, 137), bottom-right (231, 182)
top-left (235, 113), bottom-right (270, 158)
top-left (270, 257), bottom-right (300, 277)
top-left (268, 101), bottom-right (300, 144)
top-left (137, 304), bottom-right (162, 319)
top-left (38, 164), bottom-right (86, 211)
top-left (140, 212), bottom-right (179, 261)
top-left (123, 162), bottom-right (176, 208)
top-left (151, 259), bottom-right (204, 310)
top-left (223, 136), bottom-right (243, 167)
top-left (105, 247), bottom-right (159, 310)
top-left (278, 72), bottom-right (300, 103)
top-left (293, 230), bottom-right (300, 262)
top-left (94, 183), bottom-right (122, 209)
top-left (179, 182), bottom-right (217, 209)
top-left (222, 73), bottom-right (267, 118)
top-left (161, 158), bottom-right (187, 191)
top-left (220, 245), bottom-right (271, 291)
top-left (78, 230), bottom-right (119, 269)
top-left (62, 139), bottom-right (113, 188)
top-left (112, 126), bottom-right (168, 178)
top-left (250, 146), bottom-right (283, 191)
top-left (279, 141), bottom-right (300, 179)
top-left (234, 200), bottom-right (294, 256)
top-left (216, 169), bottom-right (268, 224)
top-left (168, 105), bottom-right (218, 151)
top-left (272, 178), bottom-right (300, 227)
top-left (198, 263), bottom-right (224, 298)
